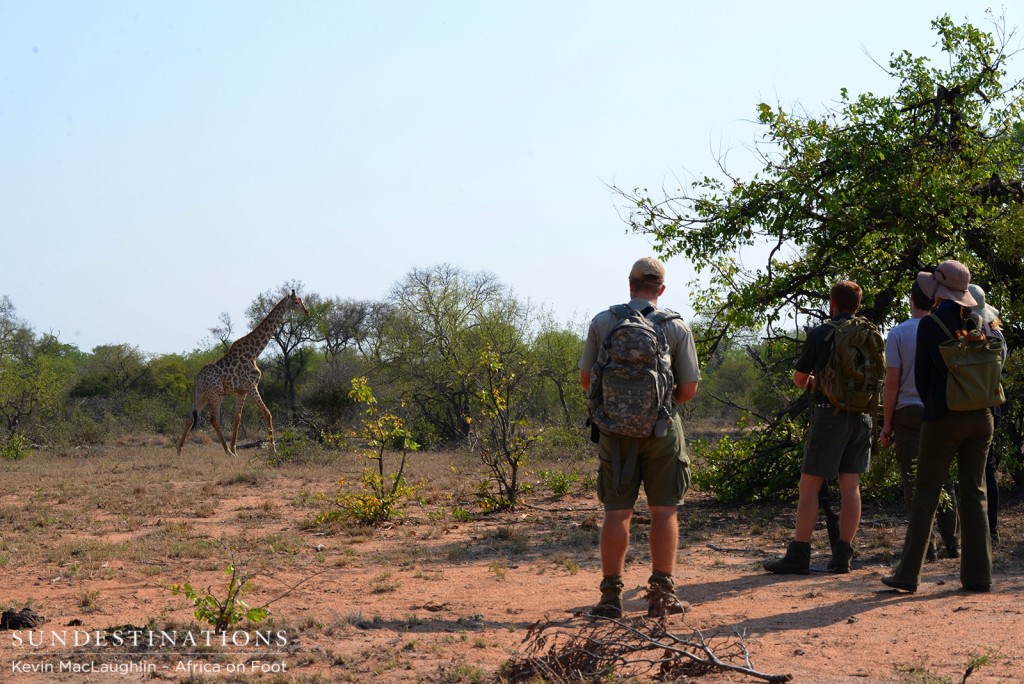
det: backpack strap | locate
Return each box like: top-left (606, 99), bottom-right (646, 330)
top-left (822, 319), bottom-right (840, 343)
top-left (608, 304), bottom-right (632, 318)
top-left (927, 312), bottom-right (956, 341)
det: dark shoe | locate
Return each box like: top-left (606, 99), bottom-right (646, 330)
top-left (963, 583), bottom-right (991, 593)
top-left (645, 572), bottom-right (685, 618)
top-left (881, 575), bottom-right (917, 593)
top-left (590, 576), bottom-right (623, 618)
top-left (763, 541), bottom-right (811, 575)
top-left (926, 544), bottom-right (937, 563)
top-left (946, 543), bottom-right (960, 559)
top-left (827, 540), bottom-right (854, 574)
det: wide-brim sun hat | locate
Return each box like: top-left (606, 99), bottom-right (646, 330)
top-left (968, 283), bottom-right (1000, 323)
top-left (915, 260), bottom-right (977, 307)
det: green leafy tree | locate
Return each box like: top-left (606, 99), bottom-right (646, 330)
top-left (70, 344), bottom-right (151, 399)
top-left (0, 299), bottom-right (79, 444)
top-left (531, 324), bottom-right (586, 427)
top-left (368, 264), bottom-right (533, 445)
top-left (615, 13), bottom-right (1024, 499)
top-left (298, 297), bottom-right (374, 439)
top-left (468, 348), bottom-right (542, 511)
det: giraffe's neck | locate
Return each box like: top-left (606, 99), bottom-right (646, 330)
top-left (229, 296), bottom-right (294, 361)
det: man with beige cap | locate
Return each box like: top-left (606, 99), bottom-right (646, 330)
top-left (579, 257), bottom-right (700, 618)
top-left (883, 260), bottom-right (997, 593)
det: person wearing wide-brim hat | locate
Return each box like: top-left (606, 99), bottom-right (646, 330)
top-left (882, 260), bottom-right (995, 594)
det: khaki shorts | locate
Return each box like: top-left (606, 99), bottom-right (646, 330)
top-left (802, 406), bottom-right (872, 477)
top-left (597, 413), bottom-right (690, 510)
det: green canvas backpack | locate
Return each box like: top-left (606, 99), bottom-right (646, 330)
top-left (819, 316), bottom-right (885, 415)
top-left (928, 314), bottom-right (1006, 411)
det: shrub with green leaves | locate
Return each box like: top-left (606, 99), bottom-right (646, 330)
top-left (326, 472), bottom-right (418, 526)
top-left (468, 350), bottom-right (541, 511)
top-left (538, 468), bottom-right (580, 496)
top-left (169, 562), bottom-right (268, 633)
top-left (0, 433), bottom-right (29, 460)
top-left (691, 419), bottom-right (802, 502)
top-left (317, 377), bottom-right (420, 526)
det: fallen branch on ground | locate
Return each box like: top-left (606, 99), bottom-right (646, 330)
top-left (502, 614), bottom-right (792, 682)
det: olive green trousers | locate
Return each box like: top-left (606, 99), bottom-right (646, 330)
top-left (893, 409), bottom-right (993, 587)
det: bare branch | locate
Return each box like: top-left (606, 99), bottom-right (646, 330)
top-left (504, 614), bottom-right (793, 683)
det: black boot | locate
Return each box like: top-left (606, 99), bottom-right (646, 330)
top-left (590, 575), bottom-right (624, 618)
top-left (827, 539), bottom-right (854, 573)
top-left (763, 541), bottom-right (811, 575)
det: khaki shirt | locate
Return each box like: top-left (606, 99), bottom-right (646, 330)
top-left (578, 297), bottom-right (701, 390)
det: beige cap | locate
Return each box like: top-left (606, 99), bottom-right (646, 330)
top-left (629, 257), bottom-right (666, 285)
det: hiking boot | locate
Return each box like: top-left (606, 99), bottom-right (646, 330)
top-left (963, 583), bottom-right (991, 593)
top-left (926, 543), bottom-right (938, 563)
top-left (763, 541), bottom-right (811, 575)
top-left (645, 572), bottom-right (685, 618)
top-left (590, 576), bottom-right (623, 618)
top-left (945, 542), bottom-right (960, 559)
top-left (827, 540), bottom-right (854, 574)
top-left (881, 575), bottom-right (917, 593)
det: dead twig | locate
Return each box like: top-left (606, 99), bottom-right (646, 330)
top-left (503, 614), bottom-right (792, 682)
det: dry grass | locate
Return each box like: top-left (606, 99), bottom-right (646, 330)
top-left (3, 439), bottom-right (1020, 682)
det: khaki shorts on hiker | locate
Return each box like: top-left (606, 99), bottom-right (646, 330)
top-left (802, 405), bottom-right (871, 478)
top-left (597, 413), bottom-right (690, 510)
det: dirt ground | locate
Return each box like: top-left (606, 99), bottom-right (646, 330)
top-left (0, 444), bottom-right (1022, 683)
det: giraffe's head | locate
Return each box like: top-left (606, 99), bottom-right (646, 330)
top-left (288, 289), bottom-right (310, 318)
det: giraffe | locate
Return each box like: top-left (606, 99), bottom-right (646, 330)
top-left (176, 290), bottom-right (310, 457)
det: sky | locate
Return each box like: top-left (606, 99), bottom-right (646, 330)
top-left (0, 1), bottom-right (1011, 355)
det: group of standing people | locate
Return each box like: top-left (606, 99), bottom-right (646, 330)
top-left (757, 260), bottom-right (1005, 592)
top-left (580, 256), bottom-right (1006, 618)
top-left (761, 260), bottom-right (1005, 592)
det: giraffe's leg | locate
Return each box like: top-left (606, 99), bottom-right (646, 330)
top-left (176, 393), bottom-right (207, 456)
top-left (230, 394), bottom-right (246, 456)
top-left (177, 412), bottom-right (195, 457)
top-left (249, 387), bottom-right (276, 453)
top-left (207, 397), bottom-right (234, 456)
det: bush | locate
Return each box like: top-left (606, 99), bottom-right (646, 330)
top-left (535, 425), bottom-right (591, 460)
top-left (267, 428), bottom-right (317, 466)
top-left (0, 433), bottom-right (29, 460)
top-left (690, 420), bottom-right (803, 503)
top-left (860, 445), bottom-right (903, 502)
top-left (538, 468), bottom-right (580, 496)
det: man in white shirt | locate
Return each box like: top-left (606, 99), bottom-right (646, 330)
top-left (880, 281), bottom-right (959, 559)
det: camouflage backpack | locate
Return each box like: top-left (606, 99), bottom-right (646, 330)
top-left (587, 304), bottom-right (678, 439)
top-left (819, 316), bottom-right (885, 415)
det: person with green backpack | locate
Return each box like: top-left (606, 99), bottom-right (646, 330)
top-left (764, 281), bottom-right (884, 575)
top-left (882, 260), bottom-right (1003, 593)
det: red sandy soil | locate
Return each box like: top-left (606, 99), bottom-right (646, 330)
top-left (0, 445), bottom-right (1021, 683)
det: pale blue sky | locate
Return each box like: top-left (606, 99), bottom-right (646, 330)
top-left (1, 1), bottom-right (1009, 354)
